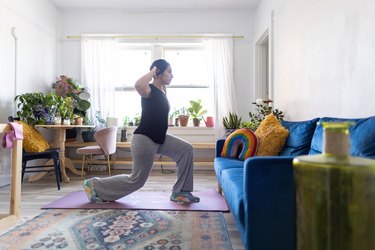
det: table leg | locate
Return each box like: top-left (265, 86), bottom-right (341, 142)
top-left (54, 129), bottom-right (70, 182)
top-left (65, 157), bottom-right (84, 176)
top-left (28, 172), bottom-right (47, 182)
top-left (56, 128), bottom-right (85, 182)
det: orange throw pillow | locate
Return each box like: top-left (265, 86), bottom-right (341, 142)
top-left (255, 114), bottom-right (289, 156)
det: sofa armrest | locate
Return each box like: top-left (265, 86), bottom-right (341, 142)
top-left (216, 139), bottom-right (225, 157)
top-left (243, 156), bottom-right (296, 250)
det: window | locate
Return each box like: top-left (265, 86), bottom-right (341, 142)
top-left (113, 42), bottom-right (213, 125)
top-left (113, 45), bottom-right (152, 120)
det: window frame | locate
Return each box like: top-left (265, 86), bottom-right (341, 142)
top-left (113, 41), bottom-right (214, 124)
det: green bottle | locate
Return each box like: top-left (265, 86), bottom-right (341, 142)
top-left (293, 122), bottom-right (375, 250)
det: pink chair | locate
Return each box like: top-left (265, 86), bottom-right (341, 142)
top-left (76, 126), bottom-right (117, 177)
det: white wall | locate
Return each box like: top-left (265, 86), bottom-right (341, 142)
top-left (254, 0), bottom-right (375, 120)
top-left (59, 9), bottom-right (255, 119)
top-left (0, 0), bottom-right (59, 185)
top-left (0, 0), bottom-right (59, 123)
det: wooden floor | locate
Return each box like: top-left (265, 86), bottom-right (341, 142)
top-left (0, 168), bottom-right (244, 250)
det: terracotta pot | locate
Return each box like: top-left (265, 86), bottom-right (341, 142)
top-left (75, 117), bottom-right (83, 125)
top-left (178, 115), bottom-right (189, 127)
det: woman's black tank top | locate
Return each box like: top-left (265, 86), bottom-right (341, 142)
top-left (134, 84), bottom-right (169, 144)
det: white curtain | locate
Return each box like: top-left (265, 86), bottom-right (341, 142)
top-left (206, 37), bottom-right (238, 138)
top-left (81, 38), bottom-right (115, 122)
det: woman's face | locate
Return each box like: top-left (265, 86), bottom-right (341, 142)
top-left (160, 65), bottom-right (173, 85)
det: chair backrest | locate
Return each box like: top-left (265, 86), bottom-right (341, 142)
top-left (94, 126), bottom-right (117, 156)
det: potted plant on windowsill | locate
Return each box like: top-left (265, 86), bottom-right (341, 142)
top-left (188, 99), bottom-right (208, 127)
top-left (178, 107), bottom-right (190, 127)
top-left (120, 116), bottom-right (129, 142)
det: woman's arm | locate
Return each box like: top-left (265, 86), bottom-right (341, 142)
top-left (135, 66), bottom-right (157, 98)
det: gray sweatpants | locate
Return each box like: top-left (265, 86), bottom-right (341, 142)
top-left (91, 133), bottom-right (194, 201)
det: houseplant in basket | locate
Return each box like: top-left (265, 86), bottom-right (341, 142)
top-left (188, 99), bottom-right (208, 127)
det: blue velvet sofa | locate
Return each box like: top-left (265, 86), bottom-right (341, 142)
top-left (214, 116), bottom-right (375, 250)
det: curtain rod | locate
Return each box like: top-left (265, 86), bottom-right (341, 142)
top-left (66, 35), bottom-right (244, 39)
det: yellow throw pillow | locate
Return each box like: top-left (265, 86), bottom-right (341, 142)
top-left (16, 121), bottom-right (50, 152)
top-left (255, 114), bottom-right (289, 156)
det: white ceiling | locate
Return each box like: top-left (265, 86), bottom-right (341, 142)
top-left (49, 0), bottom-right (261, 11)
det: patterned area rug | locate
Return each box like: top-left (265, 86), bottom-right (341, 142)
top-left (0, 209), bottom-right (233, 250)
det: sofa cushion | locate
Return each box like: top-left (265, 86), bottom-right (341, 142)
top-left (214, 157), bottom-right (244, 180)
top-left (221, 128), bottom-right (258, 160)
top-left (220, 168), bottom-right (245, 228)
top-left (309, 116), bottom-right (375, 158)
top-left (255, 114), bottom-right (289, 156)
top-left (279, 118), bottom-right (319, 156)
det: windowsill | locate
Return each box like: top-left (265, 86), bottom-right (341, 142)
top-left (123, 126), bottom-right (217, 143)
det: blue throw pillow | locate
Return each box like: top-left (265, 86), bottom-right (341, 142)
top-left (309, 116), bottom-right (375, 159)
top-left (279, 118), bottom-right (319, 156)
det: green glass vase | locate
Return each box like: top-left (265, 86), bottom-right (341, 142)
top-left (293, 122), bottom-right (375, 250)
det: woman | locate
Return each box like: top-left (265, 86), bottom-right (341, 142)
top-left (83, 59), bottom-right (200, 204)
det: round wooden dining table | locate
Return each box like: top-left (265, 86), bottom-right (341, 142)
top-left (34, 124), bottom-right (94, 182)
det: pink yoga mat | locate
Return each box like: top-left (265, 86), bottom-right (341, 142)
top-left (42, 188), bottom-right (229, 212)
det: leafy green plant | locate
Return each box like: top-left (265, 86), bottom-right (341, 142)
top-left (223, 112), bottom-right (242, 129)
top-left (52, 75), bottom-right (91, 120)
top-left (245, 99), bottom-right (285, 131)
top-left (58, 96), bottom-right (76, 121)
top-left (188, 99), bottom-right (207, 120)
top-left (15, 92), bottom-right (62, 125)
top-left (241, 120), bottom-right (260, 132)
top-left (133, 113), bottom-right (141, 126)
top-left (123, 116), bottom-right (130, 127)
top-left (178, 107), bottom-right (189, 116)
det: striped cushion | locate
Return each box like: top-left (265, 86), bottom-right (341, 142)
top-left (221, 128), bottom-right (258, 160)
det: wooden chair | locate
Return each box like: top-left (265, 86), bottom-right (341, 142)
top-left (0, 123), bottom-right (22, 231)
top-left (8, 117), bottom-right (61, 190)
top-left (77, 126), bottom-right (117, 177)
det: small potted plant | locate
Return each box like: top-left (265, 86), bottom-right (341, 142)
top-left (58, 96), bottom-right (76, 125)
top-left (121, 116), bottom-right (129, 142)
top-left (223, 112), bottom-right (242, 137)
top-left (178, 107), bottom-right (190, 127)
top-left (74, 114), bottom-right (83, 125)
top-left (43, 92), bottom-right (62, 125)
top-left (188, 99), bottom-right (208, 127)
top-left (168, 112), bottom-right (175, 126)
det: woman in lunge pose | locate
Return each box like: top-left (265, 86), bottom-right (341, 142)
top-left (83, 59), bottom-right (200, 204)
